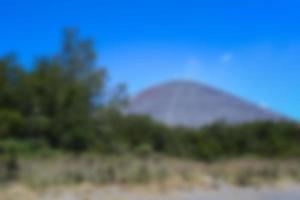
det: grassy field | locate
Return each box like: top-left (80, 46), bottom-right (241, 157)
top-left (2, 154), bottom-right (300, 199)
top-left (1, 154), bottom-right (300, 188)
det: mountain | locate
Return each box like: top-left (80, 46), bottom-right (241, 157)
top-left (124, 80), bottom-right (283, 128)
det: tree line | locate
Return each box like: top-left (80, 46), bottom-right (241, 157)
top-left (0, 29), bottom-right (300, 161)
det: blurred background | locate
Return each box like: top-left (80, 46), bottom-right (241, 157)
top-left (1, 0), bottom-right (300, 119)
top-left (0, 0), bottom-right (300, 199)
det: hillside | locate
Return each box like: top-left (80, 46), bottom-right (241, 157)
top-left (124, 80), bottom-right (283, 128)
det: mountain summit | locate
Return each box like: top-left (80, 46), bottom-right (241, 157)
top-left (124, 80), bottom-right (283, 128)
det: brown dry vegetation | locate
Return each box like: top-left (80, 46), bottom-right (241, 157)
top-left (4, 154), bottom-right (300, 188)
top-left (1, 154), bottom-right (300, 200)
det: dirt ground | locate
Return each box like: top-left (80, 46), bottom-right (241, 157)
top-left (1, 183), bottom-right (300, 200)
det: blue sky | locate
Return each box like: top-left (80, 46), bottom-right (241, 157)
top-left (1, 0), bottom-right (300, 119)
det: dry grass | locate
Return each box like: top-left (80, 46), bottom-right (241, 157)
top-left (1, 155), bottom-right (300, 199)
top-left (2, 154), bottom-right (300, 190)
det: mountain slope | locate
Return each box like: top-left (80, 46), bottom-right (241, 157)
top-left (124, 80), bottom-right (283, 128)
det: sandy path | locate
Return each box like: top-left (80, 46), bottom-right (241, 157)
top-left (4, 184), bottom-right (299, 200)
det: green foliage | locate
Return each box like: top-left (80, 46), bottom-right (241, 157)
top-left (0, 109), bottom-right (25, 138)
top-left (96, 109), bottom-right (300, 161)
top-left (0, 29), bottom-right (107, 152)
top-left (0, 29), bottom-right (300, 162)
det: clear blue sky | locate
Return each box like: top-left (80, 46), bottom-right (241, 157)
top-left (1, 0), bottom-right (300, 120)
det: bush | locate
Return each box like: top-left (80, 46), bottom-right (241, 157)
top-left (0, 109), bottom-right (25, 138)
top-left (0, 29), bottom-right (300, 162)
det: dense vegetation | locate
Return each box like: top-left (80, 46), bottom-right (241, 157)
top-left (0, 29), bottom-right (299, 165)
